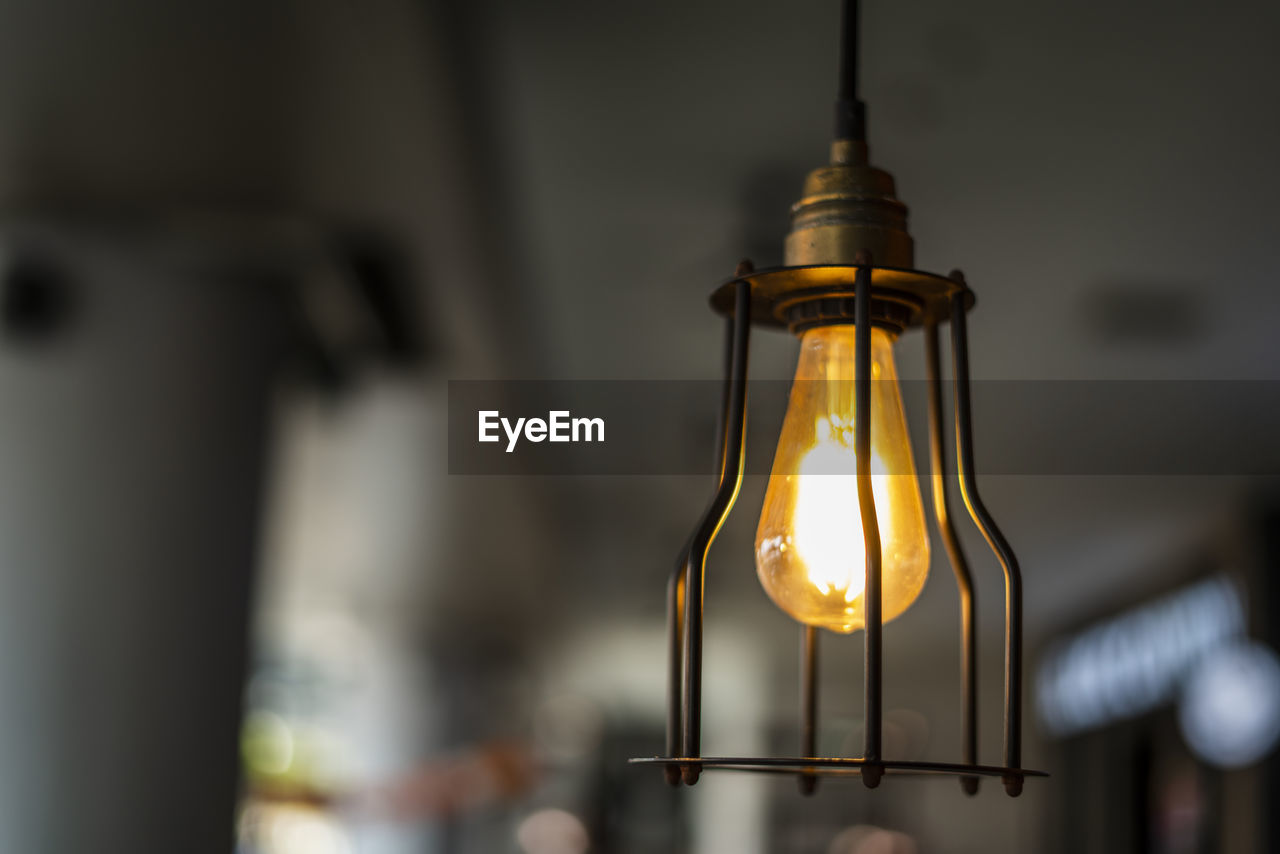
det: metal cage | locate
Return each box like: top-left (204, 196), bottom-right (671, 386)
top-left (630, 261), bottom-right (1045, 797)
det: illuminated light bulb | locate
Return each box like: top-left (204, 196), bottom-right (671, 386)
top-left (755, 324), bottom-right (929, 633)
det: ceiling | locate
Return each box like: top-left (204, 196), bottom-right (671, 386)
top-left (6, 0), bottom-right (1272, 713)
top-left (422, 0), bottom-right (1280, 658)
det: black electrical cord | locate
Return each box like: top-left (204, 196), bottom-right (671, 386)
top-left (834, 0), bottom-right (867, 142)
top-left (839, 0), bottom-right (859, 100)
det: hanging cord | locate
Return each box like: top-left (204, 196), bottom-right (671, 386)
top-left (834, 0), bottom-right (867, 141)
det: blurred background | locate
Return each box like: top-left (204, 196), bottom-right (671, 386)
top-left (0, 0), bottom-right (1278, 852)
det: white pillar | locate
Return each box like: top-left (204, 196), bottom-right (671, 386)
top-left (0, 228), bottom-right (290, 853)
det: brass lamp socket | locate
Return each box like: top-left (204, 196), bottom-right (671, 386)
top-left (784, 139), bottom-right (914, 268)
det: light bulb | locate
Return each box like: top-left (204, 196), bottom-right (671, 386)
top-left (755, 325), bottom-right (929, 633)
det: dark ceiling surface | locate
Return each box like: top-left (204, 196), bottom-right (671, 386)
top-left (437, 0), bottom-right (1280, 660)
top-left (2, 0), bottom-right (1274, 709)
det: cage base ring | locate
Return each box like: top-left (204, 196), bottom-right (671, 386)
top-left (629, 755), bottom-right (1046, 780)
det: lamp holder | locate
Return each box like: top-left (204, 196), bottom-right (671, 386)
top-left (785, 140), bottom-right (915, 270)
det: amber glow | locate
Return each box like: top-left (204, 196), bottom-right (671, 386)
top-left (755, 325), bottom-right (929, 633)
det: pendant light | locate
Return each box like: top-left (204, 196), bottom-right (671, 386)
top-left (632, 0), bottom-right (1044, 796)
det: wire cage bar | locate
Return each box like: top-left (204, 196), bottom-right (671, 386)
top-left (634, 261), bottom-right (1044, 797)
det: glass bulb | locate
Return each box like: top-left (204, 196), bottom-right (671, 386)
top-left (755, 325), bottom-right (929, 633)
